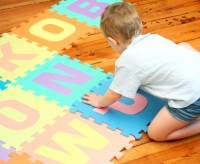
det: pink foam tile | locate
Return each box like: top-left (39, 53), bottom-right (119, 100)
top-left (19, 111), bottom-right (135, 164)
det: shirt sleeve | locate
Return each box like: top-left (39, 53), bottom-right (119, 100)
top-left (109, 65), bottom-right (141, 99)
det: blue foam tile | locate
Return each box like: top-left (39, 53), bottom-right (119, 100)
top-left (71, 74), bottom-right (167, 139)
top-left (14, 53), bottom-right (110, 107)
top-left (0, 77), bottom-right (11, 91)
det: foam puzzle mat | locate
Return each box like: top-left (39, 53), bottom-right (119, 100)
top-left (0, 0), bottom-right (166, 163)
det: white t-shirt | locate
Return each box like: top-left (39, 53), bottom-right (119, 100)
top-left (109, 33), bottom-right (200, 108)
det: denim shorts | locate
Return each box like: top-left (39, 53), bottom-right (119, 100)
top-left (166, 98), bottom-right (200, 122)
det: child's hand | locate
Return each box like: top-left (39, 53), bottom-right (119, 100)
top-left (82, 92), bottom-right (103, 108)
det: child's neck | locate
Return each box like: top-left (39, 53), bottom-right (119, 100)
top-left (118, 39), bottom-right (132, 54)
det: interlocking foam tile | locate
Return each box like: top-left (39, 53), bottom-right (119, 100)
top-left (0, 152), bottom-right (42, 164)
top-left (18, 111), bottom-right (134, 164)
top-left (10, 10), bottom-right (96, 53)
top-left (72, 74), bottom-right (167, 139)
top-left (0, 77), bottom-right (10, 91)
top-left (50, 0), bottom-right (122, 28)
top-left (0, 141), bottom-right (15, 161)
top-left (0, 85), bottom-right (67, 150)
top-left (14, 53), bottom-right (110, 107)
top-left (0, 33), bottom-right (54, 82)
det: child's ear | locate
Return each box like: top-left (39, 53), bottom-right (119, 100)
top-left (107, 37), bottom-right (119, 45)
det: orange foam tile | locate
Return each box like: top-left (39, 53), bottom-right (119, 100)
top-left (10, 10), bottom-right (96, 53)
top-left (0, 152), bottom-right (42, 164)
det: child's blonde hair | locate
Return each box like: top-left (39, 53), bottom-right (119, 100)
top-left (100, 2), bottom-right (142, 42)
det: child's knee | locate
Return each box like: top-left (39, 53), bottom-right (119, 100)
top-left (148, 124), bottom-right (166, 141)
top-left (147, 126), bottom-right (158, 141)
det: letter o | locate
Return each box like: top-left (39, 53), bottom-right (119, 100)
top-left (29, 18), bottom-right (76, 42)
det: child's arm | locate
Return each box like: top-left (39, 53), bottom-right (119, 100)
top-left (82, 89), bottom-right (121, 108)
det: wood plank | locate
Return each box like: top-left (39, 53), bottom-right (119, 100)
top-left (64, 32), bottom-right (109, 58)
top-left (64, 34), bottom-right (119, 68)
top-left (90, 37), bottom-right (200, 74)
top-left (92, 57), bottom-right (116, 73)
top-left (188, 38), bottom-right (200, 51)
top-left (114, 134), bottom-right (200, 163)
top-left (135, 0), bottom-right (200, 22)
top-left (0, 0), bottom-right (58, 10)
top-left (142, 10), bottom-right (200, 33)
top-left (0, 0), bottom-right (60, 34)
top-left (154, 20), bottom-right (200, 43)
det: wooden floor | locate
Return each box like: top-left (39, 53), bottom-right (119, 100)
top-left (0, 0), bottom-right (200, 163)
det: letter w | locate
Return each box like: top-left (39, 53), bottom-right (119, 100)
top-left (35, 119), bottom-right (109, 163)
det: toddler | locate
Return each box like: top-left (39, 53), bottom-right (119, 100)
top-left (82, 2), bottom-right (200, 141)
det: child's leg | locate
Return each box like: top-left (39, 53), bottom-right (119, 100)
top-left (148, 106), bottom-right (200, 141)
top-left (148, 42), bottom-right (200, 141)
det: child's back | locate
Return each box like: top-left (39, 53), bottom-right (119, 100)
top-left (113, 33), bottom-right (200, 108)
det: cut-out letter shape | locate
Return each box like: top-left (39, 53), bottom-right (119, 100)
top-left (94, 93), bottom-right (148, 114)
